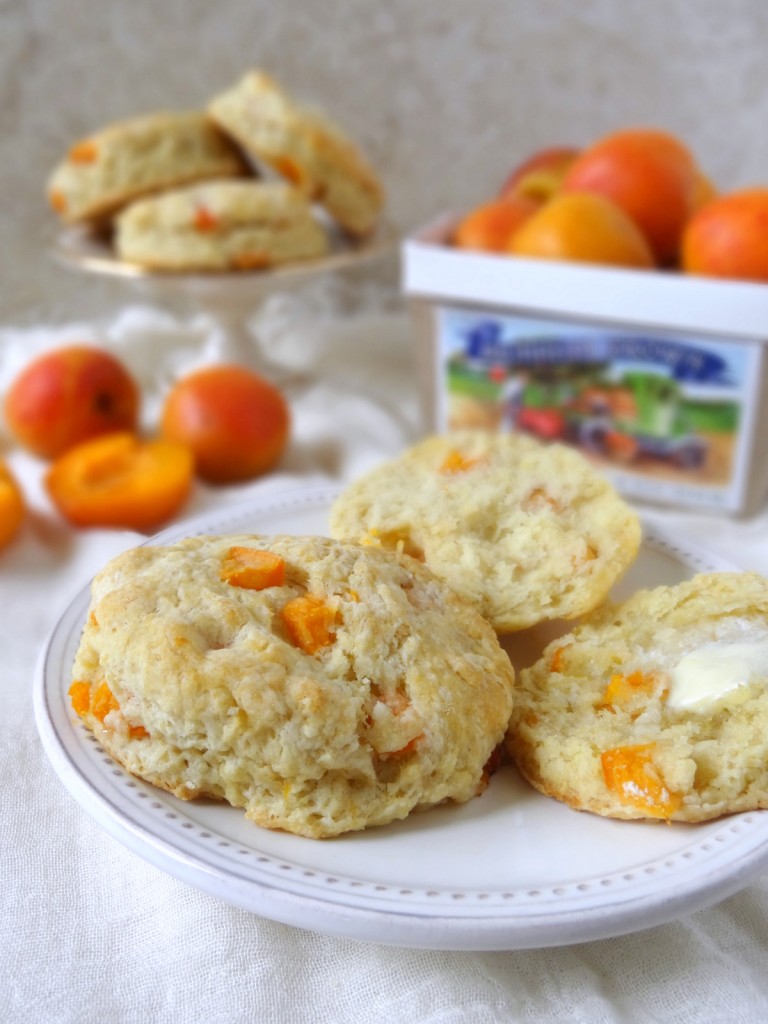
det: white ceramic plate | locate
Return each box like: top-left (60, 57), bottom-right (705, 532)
top-left (33, 484), bottom-right (768, 950)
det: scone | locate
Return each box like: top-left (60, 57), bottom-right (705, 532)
top-left (507, 572), bottom-right (768, 822)
top-left (208, 71), bottom-right (383, 236)
top-left (47, 111), bottom-right (249, 224)
top-left (114, 179), bottom-right (329, 271)
top-left (329, 431), bottom-right (642, 633)
top-left (69, 534), bottom-right (515, 838)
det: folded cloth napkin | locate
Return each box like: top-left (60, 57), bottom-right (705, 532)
top-left (2, 304), bottom-right (768, 1024)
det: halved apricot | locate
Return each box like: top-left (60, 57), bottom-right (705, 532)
top-left (46, 431), bottom-right (193, 530)
top-left (0, 460), bottom-right (25, 550)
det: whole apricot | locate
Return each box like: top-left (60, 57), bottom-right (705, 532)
top-left (4, 345), bottom-right (139, 460)
top-left (508, 192), bottom-right (655, 269)
top-left (498, 146), bottom-right (580, 203)
top-left (681, 188), bottom-right (768, 282)
top-left (46, 432), bottom-right (193, 530)
top-left (561, 128), bottom-right (697, 264)
top-left (453, 195), bottom-right (540, 253)
top-left (160, 365), bottom-right (290, 483)
top-left (0, 460), bottom-right (25, 550)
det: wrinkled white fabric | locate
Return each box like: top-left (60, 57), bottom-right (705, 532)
top-left (2, 303), bottom-right (768, 1024)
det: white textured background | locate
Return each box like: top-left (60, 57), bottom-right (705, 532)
top-left (3, 0), bottom-right (768, 324)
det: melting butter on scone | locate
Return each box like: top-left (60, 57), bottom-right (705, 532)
top-left (47, 111), bottom-right (249, 225)
top-left (506, 572), bottom-right (768, 823)
top-left (115, 180), bottom-right (329, 271)
top-left (329, 430), bottom-right (642, 633)
top-left (69, 534), bottom-right (514, 838)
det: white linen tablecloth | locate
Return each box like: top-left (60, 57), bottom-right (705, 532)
top-left (3, 299), bottom-right (768, 1023)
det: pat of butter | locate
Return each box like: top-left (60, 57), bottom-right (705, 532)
top-left (668, 641), bottom-right (768, 711)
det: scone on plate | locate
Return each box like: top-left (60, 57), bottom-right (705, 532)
top-left (47, 112), bottom-right (249, 224)
top-left (114, 179), bottom-right (329, 271)
top-left (69, 534), bottom-right (514, 838)
top-left (329, 430), bottom-right (642, 633)
top-left (507, 572), bottom-right (768, 822)
top-left (208, 70), bottom-right (384, 236)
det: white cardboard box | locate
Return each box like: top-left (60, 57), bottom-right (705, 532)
top-left (402, 216), bottom-right (768, 515)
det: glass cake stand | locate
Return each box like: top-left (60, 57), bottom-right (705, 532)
top-left (49, 219), bottom-right (399, 375)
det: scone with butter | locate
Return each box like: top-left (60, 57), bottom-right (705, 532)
top-left (507, 572), bottom-right (768, 822)
top-left (115, 179), bottom-right (329, 271)
top-left (47, 112), bottom-right (249, 224)
top-left (208, 70), bottom-right (384, 236)
top-left (69, 534), bottom-right (514, 838)
top-left (329, 430), bottom-right (642, 633)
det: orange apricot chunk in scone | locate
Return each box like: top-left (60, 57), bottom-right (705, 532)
top-left (0, 460), bottom-right (25, 550)
top-left (281, 594), bottom-right (337, 654)
top-left (220, 547), bottom-right (286, 590)
top-left (45, 432), bottom-right (193, 530)
top-left (601, 742), bottom-right (683, 820)
top-left (69, 680), bottom-right (148, 739)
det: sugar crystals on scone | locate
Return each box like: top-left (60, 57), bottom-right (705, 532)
top-left (69, 534), bottom-right (515, 838)
top-left (507, 572), bottom-right (768, 822)
top-left (329, 430), bottom-right (642, 633)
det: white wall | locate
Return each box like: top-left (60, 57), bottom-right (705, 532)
top-left (3, 0), bottom-right (766, 324)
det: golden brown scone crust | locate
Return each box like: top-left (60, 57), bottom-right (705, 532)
top-left (329, 430), bottom-right (642, 633)
top-left (114, 179), bottom-right (329, 271)
top-left (47, 111), bottom-right (249, 224)
top-left (208, 71), bottom-right (383, 236)
top-left (71, 534), bottom-right (514, 838)
top-left (507, 572), bottom-right (768, 823)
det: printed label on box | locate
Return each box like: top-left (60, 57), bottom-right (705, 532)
top-left (434, 306), bottom-right (764, 511)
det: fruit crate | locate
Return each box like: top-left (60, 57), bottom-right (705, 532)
top-left (402, 215), bottom-right (768, 515)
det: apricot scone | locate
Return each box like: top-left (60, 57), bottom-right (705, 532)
top-left (329, 431), bottom-right (642, 633)
top-left (115, 180), bottom-right (329, 271)
top-left (47, 112), bottom-right (249, 224)
top-left (507, 572), bottom-right (768, 822)
top-left (208, 71), bottom-right (384, 236)
top-left (69, 534), bottom-right (515, 838)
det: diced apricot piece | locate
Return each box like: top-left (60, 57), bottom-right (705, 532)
top-left (439, 450), bottom-right (483, 474)
top-left (194, 205), bottom-right (218, 232)
top-left (230, 252), bottom-right (271, 270)
top-left (384, 733), bottom-right (424, 759)
top-left (0, 460), bottom-right (25, 550)
top-left (220, 547), bottom-right (286, 590)
top-left (549, 646), bottom-right (567, 673)
top-left (69, 141), bottom-right (98, 164)
top-left (129, 724), bottom-right (150, 740)
top-left (599, 670), bottom-right (662, 709)
top-left (49, 189), bottom-right (68, 214)
top-left (601, 743), bottom-right (682, 819)
top-left (4, 345), bottom-right (139, 460)
top-left (91, 682), bottom-right (119, 723)
top-left (274, 156), bottom-right (306, 188)
top-left (68, 681), bottom-right (91, 716)
top-left (281, 594), bottom-right (337, 654)
top-left (45, 432), bottom-right (193, 531)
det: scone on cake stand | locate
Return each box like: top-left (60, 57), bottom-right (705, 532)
top-left (45, 72), bottom-right (394, 378)
top-left (49, 204), bottom-right (396, 377)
